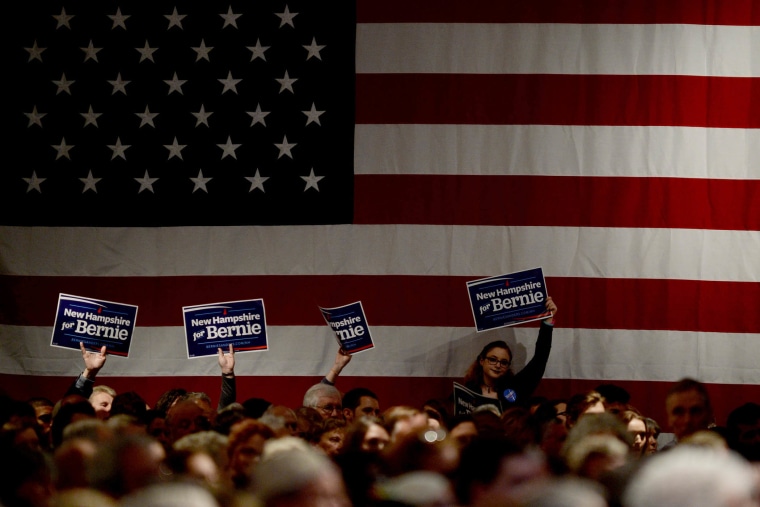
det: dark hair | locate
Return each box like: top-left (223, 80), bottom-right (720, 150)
top-left (565, 391), bottom-right (605, 427)
top-left (110, 391), bottom-right (148, 423)
top-left (51, 399), bottom-right (95, 448)
top-left (463, 340), bottom-right (514, 389)
top-left (342, 387), bottom-right (379, 411)
top-left (455, 435), bottom-right (523, 504)
top-left (595, 383), bottom-right (631, 405)
top-left (341, 416), bottom-right (385, 454)
top-left (154, 388), bottom-right (187, 417)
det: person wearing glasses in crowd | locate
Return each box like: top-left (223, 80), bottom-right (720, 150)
top-left (462, 297), bottom-right (557, 407)
top-left (302, 383), bottom-right (344, 420)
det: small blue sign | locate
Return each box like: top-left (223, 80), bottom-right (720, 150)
top-left (183, 298), bottom-right (268, 358)
top-left (51, 293), bottom-right (138, 357)
top-left (319, 301), bottom-right (375, 354)
top-left (466, 267), bottom-right (551, 332)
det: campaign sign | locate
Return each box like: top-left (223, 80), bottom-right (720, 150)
top-left (466, 267), bottom-right (551, 332)
top-left (453, 382), bottom-right (504, 416)
top-left (319, 301), bottom-right (375, 354)
top-left (51, 293), bottom-right (137, 357)
top-left (183, 299), bottom-right (268, 358)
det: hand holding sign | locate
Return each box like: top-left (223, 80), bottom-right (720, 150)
top-left (217, 343), bottom-right (235, 376)
top-left (80, 341), bottom-right (107, 380)
top-left (324, 347), bottom-right (352, 384)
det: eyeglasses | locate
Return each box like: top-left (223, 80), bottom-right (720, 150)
top-left (485, 356), bottom-right (511, 368)
top-left (316, 404), bottom-right (342, 414)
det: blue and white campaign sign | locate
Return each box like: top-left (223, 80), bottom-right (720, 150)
top-left (319, 301), bottom-right (375, 354)
top-left (51, 293), bottom-right (138, 357)
top-left (466, 267), bottom-right (552, 332)
top-left (182, 298), bottom-right (268, 358)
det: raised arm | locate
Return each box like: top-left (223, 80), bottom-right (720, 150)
top-left (64, 342), bottom-right (108, 399)
top-left (217, 343), bottom-right (236, 410)
top-left (322, 347), bottom-right (352, 386)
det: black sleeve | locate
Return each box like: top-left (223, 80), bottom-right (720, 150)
top-left (511, 322), bottom-right (554, 402)
top-left (63, 373), bottom-right (95, 399)
top-left (218, 375), bottom-right (237, 410)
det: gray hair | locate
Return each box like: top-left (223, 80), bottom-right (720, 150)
top-left (252, 442), bottom-right (343, 505)
top-left (623, 446), bottom-right (759, 507)
top-left (120, 482), bottom-right (219, 507)
top-left (302, 383), bottom-right (341, 408)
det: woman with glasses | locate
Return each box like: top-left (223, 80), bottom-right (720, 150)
top-left (462, 297), bottom-right (557, 407)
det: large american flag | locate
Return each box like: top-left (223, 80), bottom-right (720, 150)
top-left (2, 0), bottom-right (759, 425)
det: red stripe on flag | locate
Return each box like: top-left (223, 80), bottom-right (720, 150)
top-left (356, 74), bottom-right (760, 128)
top-left (358, 0), bottom-right (760, 25)
top-left (3, 275), bottom-right (758, 333)
top-left (354, 175), bottom-right (760, 231)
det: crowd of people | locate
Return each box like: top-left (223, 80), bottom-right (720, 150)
top-left (1, 298), bottom-right (759, 506)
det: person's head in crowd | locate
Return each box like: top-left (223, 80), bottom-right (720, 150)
top-left (527, 396), bottom-right (549, 415)
top-left (213, 402), bottom-right (247, 436)
top-left (665, 377), bottom-right (714, 442)
top-left (171, 430), bottom-right (230, 489)
top-left (455, 434), bottom-right (550, 507)
top-left (341, 387), bottom-right (381, 423)
top-left (561, 411), bottom-right (632, 473)
top-left (725, 401), bottom-right (760, 462)
top-left (109, 390), bottom-right (149, 423)
top-left (565, 390), bottom-right (606, 429)
top-left (551, 398), bottom-right (569, 425)
top-left (623, 445), bottom-right (759, 507)
top-left (620, 409), bottom-right (648, 456)
top-left (144, 409), bottom-right (170, 451)
top-left (165, 397), bottom-right (214, 445)
top-left (312, 417), bottom-right (347, 458)
top-left (26, 397), bottom-right (55, 448)
top-left (422, 398), bottom-right (451, 431)
top-left (294, 406), bottom-right (323, 442)
top-left (302, 384), bottom-right (343, 421)
top-left (54, 437), bottom-right (99, 491)
top-left (464, 340), bottom-right (515, 396)
top-left (154, 387), bottom-right (187, 418)
top-left (251, 441), bottom-right (351, 507)
top-left (260, 405), bottom-right (299, 438)
top-left (342, 416), bottom-right (390, 455)
top-left (643, 417), bottom-right (661, 455)
top-left (62, 417), bottom-right (113, 444)
top-left (382, 405), bottom-right (429, 444)
top-left (241, 397), bottom-right (273, 419)
top-left (226, 418), bottom-right (276, 490)
top-left (563, 433), bottom-right (630, 481)
top-left (538, 417), bottom-right (569, 474)
top-left (54, 487), bottom-right (119, 507)
top-left (447, 414), bottom-right (479, 448)
top-left (89, 385), bottom-right (117, 420)
top-left (500, 405), bottom-right (539, 448)
top-left (372, 470), bottom-right (458, 507)
top-left (0, 444), bottom-right (55, 507)
top-left (88, 432), bottom-right (166, 499)
top-left (519, 476), bottom-right (608, 507)
top-left (679, 429), bottom-right (728, 451)
top-left (594, 383), bottom-right (631, 416)
top-left (0, 418), bottom-right (42, 454)
top-left (120, 481), bottom-right (221, 507)
top-left (51, 396), bottom-right (96, 448)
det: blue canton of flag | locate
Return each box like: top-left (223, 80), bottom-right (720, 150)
top-left (6, 1), bottom-right (355, 226)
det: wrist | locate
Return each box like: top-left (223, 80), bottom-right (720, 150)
top-left (222, 371), bottom-right (235, 378)
top-left (82, 368), bottom-right (99, 379)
